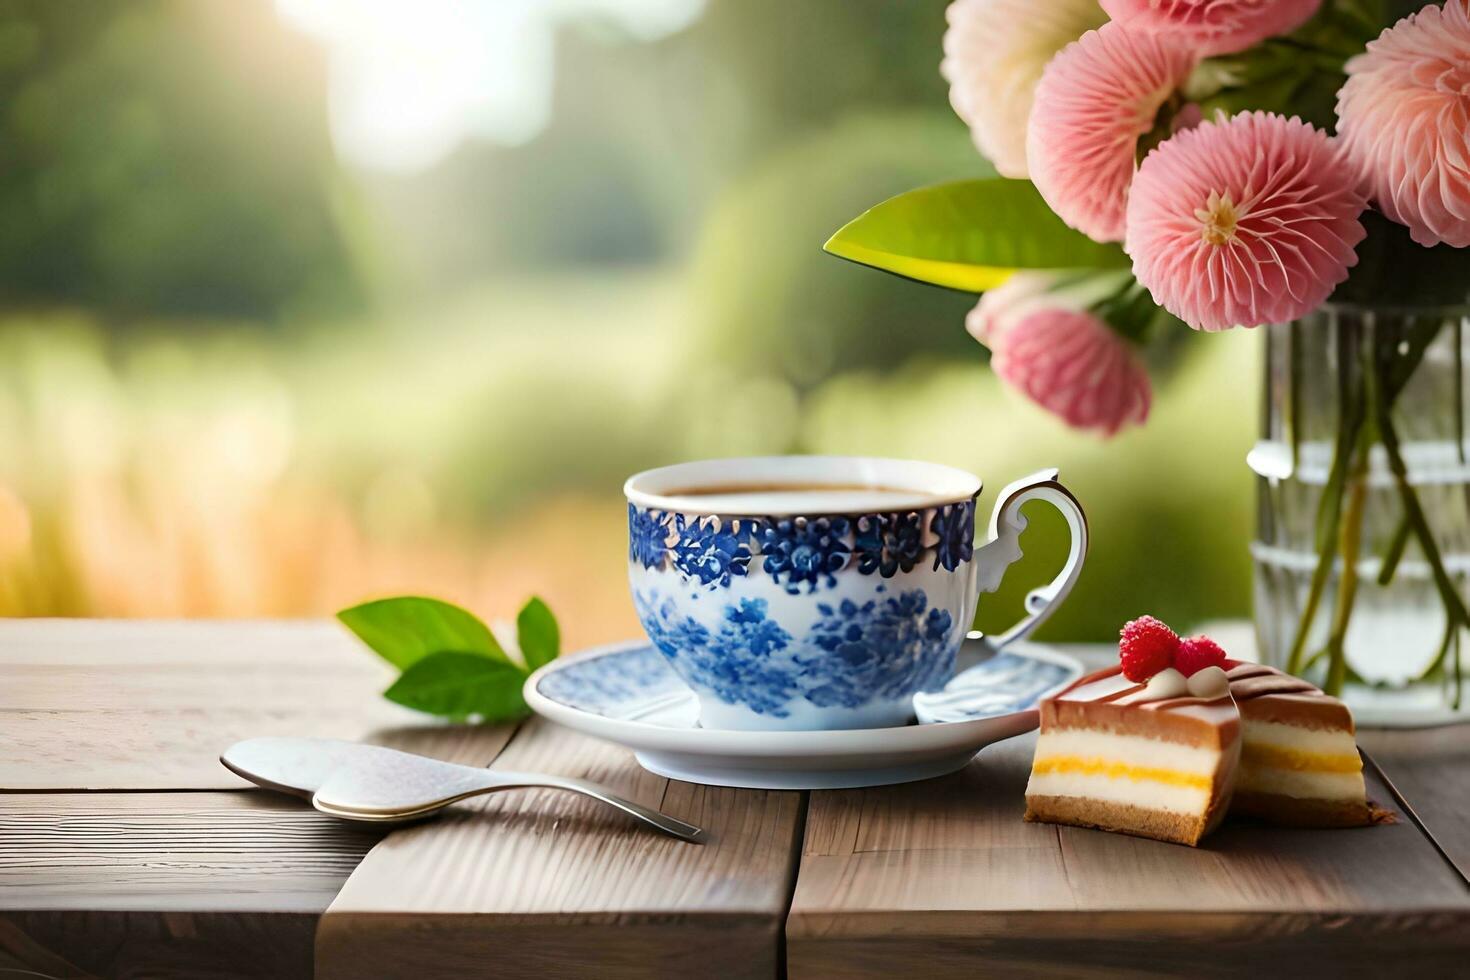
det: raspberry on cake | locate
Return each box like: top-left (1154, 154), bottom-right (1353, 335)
top-left (1024, 649), bottom-right (1241, 847)
top-left (1175, 635), bottom-right (1227, 676)
top-left (1119, 615), bottom-right (1178, 681)
top-left (1225, 662), bottom-right (1378, 827)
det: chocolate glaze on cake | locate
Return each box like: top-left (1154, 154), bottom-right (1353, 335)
top-left (1224, 661), bottom-right (1355, 731)
top-left (1049, 664), bottom-right (1240, 746)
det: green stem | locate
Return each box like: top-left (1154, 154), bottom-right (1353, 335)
top-left (1287, 321), bottom-right (1365, 675)
top-left (1322, 323), bottom-right (1379, 698)
top-left (1446, 631), bottom-right (1458, 708)
top-left (1455, 318), bottom-right (1465, 465)
top-left (1375, 389), bottom-right (1470, 628)
top-left (1377, 512), bottom-right (1411, 586)
top-left (1302, 647), bottom-right (1330, 673)
top-left (1290, 325), bottom-right (1304, 471)
top-left (1416, 617), bottom-right (1456, 684)
top-left (1324, 434), bottom-right (1370, 696)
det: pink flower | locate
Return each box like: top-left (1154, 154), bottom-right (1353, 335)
top-left (1100, 0), bottom-right (1322, 56)
top-left (968, 274), bottom-right (1151, 437)
top-left (1337, 0), bottom-right (1470, 249)
top-left (1125, 112), bottom-right (1367, 332)
top-left (941, 0), bottom-right (1108, 178)
top-left (965, 272), bottom-right (1056, 346)
top-left (1027, 23), bottom-right (1197, 243)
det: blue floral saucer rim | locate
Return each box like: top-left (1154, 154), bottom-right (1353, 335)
top-left (523, 639), bottom-right (1082, 789)
top-left (529, 639), bottom-right (1079, 731)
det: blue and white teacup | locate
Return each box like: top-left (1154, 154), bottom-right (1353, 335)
top-left (625, 456), bottom-right (1087, 731)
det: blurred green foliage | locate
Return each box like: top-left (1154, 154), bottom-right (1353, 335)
top-left (0, 0), bottom-right (1258, 641)
top-left (0, 0), bottom-right (360, 318)
top-left (693, 112), bottom-right (988, 393)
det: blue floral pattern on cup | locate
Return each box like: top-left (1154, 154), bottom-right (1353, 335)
top-left (802, 592), bottom-right (955, 708)
top-left (852, 512), bottom-right (925, 577)
top-left (759, 517), bottom-right (851, 594)
top-left (628, 504), bottom-right (670, 570)
top-left (633, 586), bottom-right (958, 717)
top-left (628, 500), bottom-right (976, 592)
top-left (669, 514), bottom-right (753, 587)
top-left (930, 503), bottom-right (976, 572)
top-left (635, 591), bottom-right (798, 716)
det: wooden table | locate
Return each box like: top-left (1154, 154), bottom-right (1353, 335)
top-left (3, 621), bottom-right (1469, 979)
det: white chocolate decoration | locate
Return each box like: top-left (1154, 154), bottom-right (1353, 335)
top-left (1116, 667), bottom-right (1188, 704)
top-left (1186, 665), bottom-right (1230, 700)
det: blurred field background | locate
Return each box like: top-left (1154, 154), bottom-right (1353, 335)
top-left (0, 0), bottom-right (1257, 650)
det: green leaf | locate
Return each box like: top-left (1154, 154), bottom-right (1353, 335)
top-left (823, 179), bottom-right (1130, 293)
top-left (383, 651), bottom-right (530, 721)
top-left (337, 596), bottom-right (508, 670)
top-left (516, 596), bottom-right (560, 672)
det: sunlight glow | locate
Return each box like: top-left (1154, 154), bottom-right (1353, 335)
top-left (275, 0), bottom-right (705, 174)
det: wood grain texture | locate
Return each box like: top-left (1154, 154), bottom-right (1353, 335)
top-left (0, 618), bottom-right (515, 790)
top-left (0, 619), bottom-right (521, 978)
top-left (317, 716), bottom-right (804, 980)
top-left (1359, 724), bottom-right (1470, 881)
top-left (789, 646), bottom-right (1470, 980)
top-left (0, 791), bottom-right (384, 980)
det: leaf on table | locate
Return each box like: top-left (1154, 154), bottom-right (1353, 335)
top-left (338, 595), bottom-right (509, 670)
top-left (383, 651), bottom-right (530, 721)
top-left (516, 596), bottom-right (560, 672)
top-left (823, 178), bottom-right (1130, 293)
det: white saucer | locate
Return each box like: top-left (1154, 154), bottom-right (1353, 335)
top-left (523, 639), bottom-right (1081, 789)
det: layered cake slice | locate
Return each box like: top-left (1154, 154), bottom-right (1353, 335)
top-left (1025, 618), bottom-right (1241, 846)
top-left (1225, 662), bottom-right (1378, 827)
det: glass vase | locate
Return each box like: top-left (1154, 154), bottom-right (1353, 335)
top-left (1251, 302), bottom-right (1470, 726)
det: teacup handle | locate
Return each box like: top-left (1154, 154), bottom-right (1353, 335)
top-left (968, 468), bottom-right (1088, 650)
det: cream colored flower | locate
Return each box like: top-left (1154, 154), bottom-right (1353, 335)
top-left (941, 0), bottom-right (1108, 178)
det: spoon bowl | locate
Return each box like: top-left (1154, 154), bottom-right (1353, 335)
top-left (221, 736), bottom-right (706, 844)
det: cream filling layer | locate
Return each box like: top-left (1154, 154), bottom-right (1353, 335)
top-left (1238, 719), bottom-right (1365, 801)
top-left (1242, 719), bottom-right (1358, 757)
top-left (1026, 771), bottom-right (1211, 815)
top-left (1027, 729), bottom-right (1229, 816)
top-left (1235, 766), bottom-right (1365, 800)
top-left (1033, 730), bottom-right (1223, 775)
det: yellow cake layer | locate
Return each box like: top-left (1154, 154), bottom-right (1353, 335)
top-left (1031, 756), bottom-right (1212, 790)
top-left (1240, 743), bottom-right (1361, 774)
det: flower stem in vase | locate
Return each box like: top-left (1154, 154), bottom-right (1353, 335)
top-left (1286, 318), bottom-right (1366, 677)
top-left (1376, 512), bottom-right (1410, 586)
top-left (1370, 326), bottom-right (1470, 694)
top-left (1455, 632), bottom-right (1463, 710)
top-left (1323, 435), bottom-right (1370, 696)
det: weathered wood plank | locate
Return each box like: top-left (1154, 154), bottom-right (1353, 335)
top-left (0, 791), bottom-right (384, 980)
top-left (788, 723), bottom-right (1470, 979)
top-left (317, 716), bottom-right (804, 980)
top-left (0, 619), bottom-right (522, 978)
top-left (1359, 725), bottom-right (1470, 882)
top-left (0, 618), bottom-right (510, 790)
top-left (0, 792), bottom-right (381, 911)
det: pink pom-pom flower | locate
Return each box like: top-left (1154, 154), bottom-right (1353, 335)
top-left (1027, 23), bottom-right (1198, 243)
top-left (968, 274), bottom-right (1151, 437)
top-left (1337, 0), bottom-right (1470, 249)
top-left (941, 0), bottom-right (1108, 178)
top-left (1125, 112), bottom-right (1367, 332)
top-left (1100, 0), bottom-right (1321, 56)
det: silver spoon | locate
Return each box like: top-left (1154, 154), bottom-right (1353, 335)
top-left (221, 736), bottom-right (705, 844)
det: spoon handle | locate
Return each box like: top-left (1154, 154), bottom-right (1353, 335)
top-left (489, 772), bottom-right (706, 843)
top-left (311, 764), bottom-right (706, 844)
